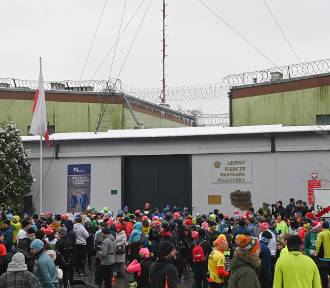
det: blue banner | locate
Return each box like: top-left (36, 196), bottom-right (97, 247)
top-left (68, 164), bottom-right (91, 176)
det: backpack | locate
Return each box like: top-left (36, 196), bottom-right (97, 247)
top-left (192, 240), bottom-right (206, 263)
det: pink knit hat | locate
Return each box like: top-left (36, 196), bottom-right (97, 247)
top-left (201, 221), bottom-right (209, 231)
top-left (139, 248), bottom-right (150, 258)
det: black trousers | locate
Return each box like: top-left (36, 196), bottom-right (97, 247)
top-left (318, 261), bottom-right (330, 288)
top-left (98, 264), bottom-right (114, 288)
top-left (75, 244), bottom-right (87, 274)
top-left (209, 282), bottom-right (224, 288)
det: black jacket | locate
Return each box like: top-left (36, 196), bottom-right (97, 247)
top-left (137, 257), bottom-right (153, 288)
top-left (150, 258), bottom-right (178, 288)
top-left (55, 234), bottom-right (75, 270)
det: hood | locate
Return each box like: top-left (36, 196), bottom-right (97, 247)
top-left (153, 258), bottom-right (174, 271)
top-left (133, 222), bottom-right (142, 231)
top-left (231, 250), bottom-right (260, 271)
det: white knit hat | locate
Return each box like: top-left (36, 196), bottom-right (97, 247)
top-left (7, 252), bottom-right (27, 272)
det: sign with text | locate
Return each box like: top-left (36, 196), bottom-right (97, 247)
top-left (208, 195), bottom-right (221, 205)
top-left (67, 164), bottom-right (91, 212)
top-left (307, 179), bottom-right (321, 205)
top-left (212, 160), bottom-right (252, 184)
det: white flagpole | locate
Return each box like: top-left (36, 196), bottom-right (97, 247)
top-left (39, 57), bottom-right (43, 214)
top-left (39, 135), bottom-right (43, 214)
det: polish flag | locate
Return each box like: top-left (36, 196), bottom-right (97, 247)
top-left (29, 63), bottom-right (50, 143)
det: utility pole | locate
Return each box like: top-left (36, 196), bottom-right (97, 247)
top-left (160, 0), bottom-right (168, 105)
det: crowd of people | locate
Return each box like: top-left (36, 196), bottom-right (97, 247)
top-left (0, 199), bottom-right (328, 288)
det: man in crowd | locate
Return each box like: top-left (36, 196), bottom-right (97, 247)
top-left (273, 235), bottom-right (321, 288)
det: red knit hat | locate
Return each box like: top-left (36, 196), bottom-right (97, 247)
top-left (115, 223), bottom-right (123, 231)
top-left (191, 231), bottom-right (199, 240)
top-left (260, 222), bottom-right (269, 231)
top-left (184, 219), bottom-right (193, 226)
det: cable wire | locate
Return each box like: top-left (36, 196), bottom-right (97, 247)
top-left (90, 0), bottom-right (145, 80)
top-left (108, 0), bottom-right (127, 82)
top-left (263, 0), bottom-right (301, 63)
top-left (116, 0), bottom-right (153, 80)
top-left (79, 0), bottom-right (109, 80)
top-left (196, 0), bottom-right (277, 66)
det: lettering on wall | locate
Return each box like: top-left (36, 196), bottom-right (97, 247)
top-left (212, 160), bottom-right (252, 184)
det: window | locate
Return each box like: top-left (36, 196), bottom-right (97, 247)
top-left (316, 115), bottom-right (330, 125)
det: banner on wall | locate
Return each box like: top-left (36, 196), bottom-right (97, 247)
top-left (212, 160), bottom-right (252, 184)
top-left (67, 164), bottom-right (91, 212)
top-left (307, 173), bottom-right (321, 205)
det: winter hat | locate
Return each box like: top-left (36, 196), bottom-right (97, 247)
top-left (184, 219), bottom-right (193, 226)
top-left (201, 222), bottom-right (209, 231)
top-left (45, 227), bottom-right (54, 236)
top-left (58, 227), bottom-right (67, 236)
top-left (312, 221), bottom-right (322, 232)
top-left (214, 234), bottom-right (227, 246)
top-left (30, 239), bottom-right (44, 252)
top-left (115, 223), bottom-right (123, 231)
top-left (102, 227), bottom-right (111, 235)
top-left (235, 234), bottom-right (260, 254)
top-left (46, 249), bottom-right (57, 261)
top-left (158, 240), bottom-right (175, 258)
top-left (84, 217), bottom-right (91, 224)
top-left (13, 215), bottom-right (20, 222)
top-left (139, 247), bottom-right (150, 258)
top-left (7, 252), bottom-right (27, 272)
top-left (209, 214), bottom-right (217, 222)
top-left (103, 207), bottom-right (109, 213)
top-left (259, 222), bottom-right (269, 232)
top-left (233, 210), bottom-right (240, 215)
top-left (305, 212), bottom-right (315, 220)
top-left (191, 231), bottom-right (199, 240)
top-left (173, 212), bottom-right (181, 220)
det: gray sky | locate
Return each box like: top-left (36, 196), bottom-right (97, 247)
top-left (1, 0), bottom-right (329, 88)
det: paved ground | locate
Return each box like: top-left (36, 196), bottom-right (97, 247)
top-left (77, 268), bottom-right (194, 287)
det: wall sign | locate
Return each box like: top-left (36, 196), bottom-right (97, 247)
top-left (208, 195), bottom-right (221, 205)
top-left (212, 160), bottom-right (252, 184)
top-left (67, 164), bottom-right (91, 212)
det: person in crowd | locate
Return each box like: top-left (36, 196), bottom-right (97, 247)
top-left (285, 198), bottom-right (295, 218)
top-left (258, 221), bottom-right (276, 276)
top-left (150, 240), bottom-right (178, 288)
top-left (208, 234), bottom-right (229, 288)
top-left (73, 215), bottom-right (89, 276)
top-left (275, 214), bottom-right (289, 235)
top-left (228, 234), bottom-right (260, 288)
top-left (17, 219), bottom-right (31, 244)
top-left (272, 201), bottom-right (286, 219)
top-left (273, 235), bottom-right (321, 288)
top-left (30, 239), bottom-right (59, 288)
top-left (191, 229), bottom-right (212, 288)
top-left (128, 222), bottom-right (147, 263)
top-left (11, 215), bottom-right (21, 244)
top-left (304, 221), bottom-right (322, 256)
top-left (127, 247), bottom-right (153, 288)
top-left (0, 252), bottom-right (41, 288)
top-left (279, 233), bottom-right (290, 258)
top-left (97, 227), bottom-right (115, 288)
top-left (206, 221), bottom-right (219, 247)
top-left (55, 227), bottom-right (74, 288)
top-left (85, 222), bottom-right (94, 271)
top-left (259, 230), bottom-right (272, 288)
top-left (257, 203), bottom-right (271, 221)
top-left (233, 219), bottom-right (250, 240)
top-left (315, 221), bottom-right (330, 288)
top-left (114, 222), bottom-right (127, 278)
top-left (2, 219), bottom-right (13, 253)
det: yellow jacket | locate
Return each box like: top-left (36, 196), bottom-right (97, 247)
top-left (273, 251), bottom-right (321, 288)
top-left (315, 228), bottom-right (330, 258)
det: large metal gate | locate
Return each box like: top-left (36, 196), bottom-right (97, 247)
top-left (122, 155), bottom-right (191, 212)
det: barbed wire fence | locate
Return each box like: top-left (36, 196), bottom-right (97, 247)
top-left (1, 58), bottom-right (330, 127)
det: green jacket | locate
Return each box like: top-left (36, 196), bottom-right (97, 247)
top-left (304, 231), bottom-right (318, 256)
top-left (273, 251), bottom-right (321, 288)
top-left (275, 221), bottom-right (288, 234)
top-left (228, 255), bottom-right (260, 288)
top-left (315, 229), bottom-right (330, 258)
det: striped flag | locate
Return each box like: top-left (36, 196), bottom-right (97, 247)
top-left (29, 63), bottom-right (49, 143)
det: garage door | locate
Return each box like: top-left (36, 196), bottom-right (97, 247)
top-left (122, 155), bottom-right (191, 212)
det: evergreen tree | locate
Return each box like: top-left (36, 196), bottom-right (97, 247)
top-left (0, 121), bottom-right (33, 213)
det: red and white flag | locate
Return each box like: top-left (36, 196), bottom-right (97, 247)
top-left (29, 63), bottom-right (49, 143)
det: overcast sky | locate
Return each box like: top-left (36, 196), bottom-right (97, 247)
top-left (1, 0), bottom-right (329, 88)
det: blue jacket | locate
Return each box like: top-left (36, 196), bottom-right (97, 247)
top-left (2, 227), bottom-right (13, 253)
top-left (260, 240), bottom-right (272, 288)
top-left (34, 252), bottom-right (58, 288)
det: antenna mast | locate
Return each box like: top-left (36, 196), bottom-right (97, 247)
top-left (161, 0), bottom-right (167, 104)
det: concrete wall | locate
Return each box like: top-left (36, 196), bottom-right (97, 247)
top-left (232, 85), bottom-right (330, 126)
top-left (192, 151), bottom-right (330, 214)
top-left (29, 156), bottom-right (121, 214)
top-left (0, 98), bottom-right (190, 135)
top-left (24, 131), bottom-right (330, 214)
